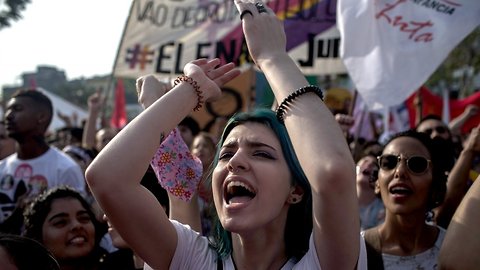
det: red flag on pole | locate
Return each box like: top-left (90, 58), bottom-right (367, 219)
top-left (110, 78), bottom-right (127, 129)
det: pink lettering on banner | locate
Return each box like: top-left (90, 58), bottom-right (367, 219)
top-left (376, 0), bottom-right (434, 42)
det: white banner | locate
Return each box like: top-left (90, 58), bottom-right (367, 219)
top-left (338, 0), bottom-right (480, 110)
top-left (113, 0), bottom-right (346, 79)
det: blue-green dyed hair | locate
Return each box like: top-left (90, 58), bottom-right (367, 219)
top-left (207, 109), bottom-right (313, 261)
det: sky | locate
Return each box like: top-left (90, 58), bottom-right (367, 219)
top-left (0, 0), bottom-right (132, 88)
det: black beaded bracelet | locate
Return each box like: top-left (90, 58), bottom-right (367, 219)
top-left (275, 85), bottom-right (324, 123)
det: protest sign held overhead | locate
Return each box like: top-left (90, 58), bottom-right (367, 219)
top-left (113, 0), bottom-right (346, 79)
top-left (338, 0), bottom-right (480, 110)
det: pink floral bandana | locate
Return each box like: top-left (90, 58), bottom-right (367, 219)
top-left (150, 128), bottom-right (203, 201)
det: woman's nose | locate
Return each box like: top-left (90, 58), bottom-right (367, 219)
top-left (70, 218), bottom-right (86, 230)
top-left (394, 157), bottom-right (408, 176)
top-left (227, 150), bottom-right (249, 173)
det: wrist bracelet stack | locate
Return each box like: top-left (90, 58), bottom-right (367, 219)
top-left (276, 85), bottom-right (324, 123)
top-left (173, 75), bottom-right (204, 111)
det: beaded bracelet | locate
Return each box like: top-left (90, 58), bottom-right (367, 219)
top-left (276, 85), bottom-right (324, 123)
top-left (173, 75), bottom-right (204, 111)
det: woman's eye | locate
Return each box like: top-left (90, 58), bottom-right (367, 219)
top-left (254, 151), bottom-right (274, 159)
top-left (53, 220), bottom-right (67, 227)
top-left (78, 214), bottom-right (92, 223)
top-left (219, 151), bottom-right (234, 160)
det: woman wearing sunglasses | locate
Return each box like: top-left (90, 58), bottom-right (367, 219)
top-left (363, 130), bottom-right (447, 269)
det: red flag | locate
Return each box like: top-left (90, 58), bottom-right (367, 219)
top-left (406, 87), bottom-right (480, 134)
top-left (451, 91), bottom-right (480, 133)
top-left (110, 78), bottom-right (127, 129)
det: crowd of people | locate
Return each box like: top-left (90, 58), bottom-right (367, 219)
top-left (0, 1), bottom-right (479, 269)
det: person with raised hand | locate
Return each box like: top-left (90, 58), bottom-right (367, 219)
top-left (438, 174), bottom-right (480, 270)
top-left (236, 1), bottom-right (364, 268)
top-left (86, 1), bottom-right (366, 269)
top-left (86, 58), bottom-right (239, 269)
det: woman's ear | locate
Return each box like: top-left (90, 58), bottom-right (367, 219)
top-left (288, 185), bottom-right (304, 204)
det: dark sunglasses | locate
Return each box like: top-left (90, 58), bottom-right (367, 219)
top-left (422, 126), bottom-right (447, 135)
top-left (377, 154), bottom-right (431, 174)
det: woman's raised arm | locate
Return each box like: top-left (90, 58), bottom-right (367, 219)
top-left (439, 175), bottom-right (480, 270)
top-left (235, 1), bottom-right (359, 268)
top-left (86, 59), bottom-right (239, 269)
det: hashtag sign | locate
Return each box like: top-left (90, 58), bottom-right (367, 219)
top-left (125, 43), bottom-right (154, 70)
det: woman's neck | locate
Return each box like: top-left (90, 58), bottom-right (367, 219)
top-left (59, 253), bottom-right (102, 270)
top-left (231, 230), bottom-right (288, 270)
top-left (377, 217), bottom-right (439, 256)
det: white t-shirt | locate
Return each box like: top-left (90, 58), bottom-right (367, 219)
top-left (145, 220), bottom-right (368, 269)
top-left (0, 147), bottom-right (85, 222)
top-left (382, 226), bottom-right (446, 270)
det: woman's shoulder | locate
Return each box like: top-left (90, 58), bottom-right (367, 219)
top-left (294, 233), bottom-right (368, 270)
top-left (169, 220), bottom-right (219, 269)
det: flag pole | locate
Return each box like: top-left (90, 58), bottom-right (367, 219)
top-left (348, 89), bottom-right (358, 116)
top-left (382, 106), bottom-right (390, 142)
top-left (441, 81), bottom-right (451, 123)
top-left (414, 88), bottom-right (423, 126)
top-left (349, 89), bottom-right (367, 161)
top-left (101, 0), bottom-right (136, 127)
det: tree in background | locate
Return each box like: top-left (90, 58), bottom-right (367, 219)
top-left (427, 27), bottom-right (480, 98)
top-left (0, 0), bottom-right (31, 30)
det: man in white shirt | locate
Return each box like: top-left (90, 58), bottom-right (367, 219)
top-left (0, 89), bottom-right (85, 231)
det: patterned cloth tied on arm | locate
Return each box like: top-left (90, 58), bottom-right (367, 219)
top-left (150, 128), bottom-right (203, 201)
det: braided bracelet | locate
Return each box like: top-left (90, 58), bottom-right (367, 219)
top-left (173, 75), bottom-right (204, 111)
top-left (276, 85), bottom-right (324, 123)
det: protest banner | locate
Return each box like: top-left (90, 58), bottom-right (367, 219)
top-left (112, 0), bottom-right (347, 128)
top-left (113, 0), bottom-right (345, 78)
top-left (338, 0), bottom-right (480, 110)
